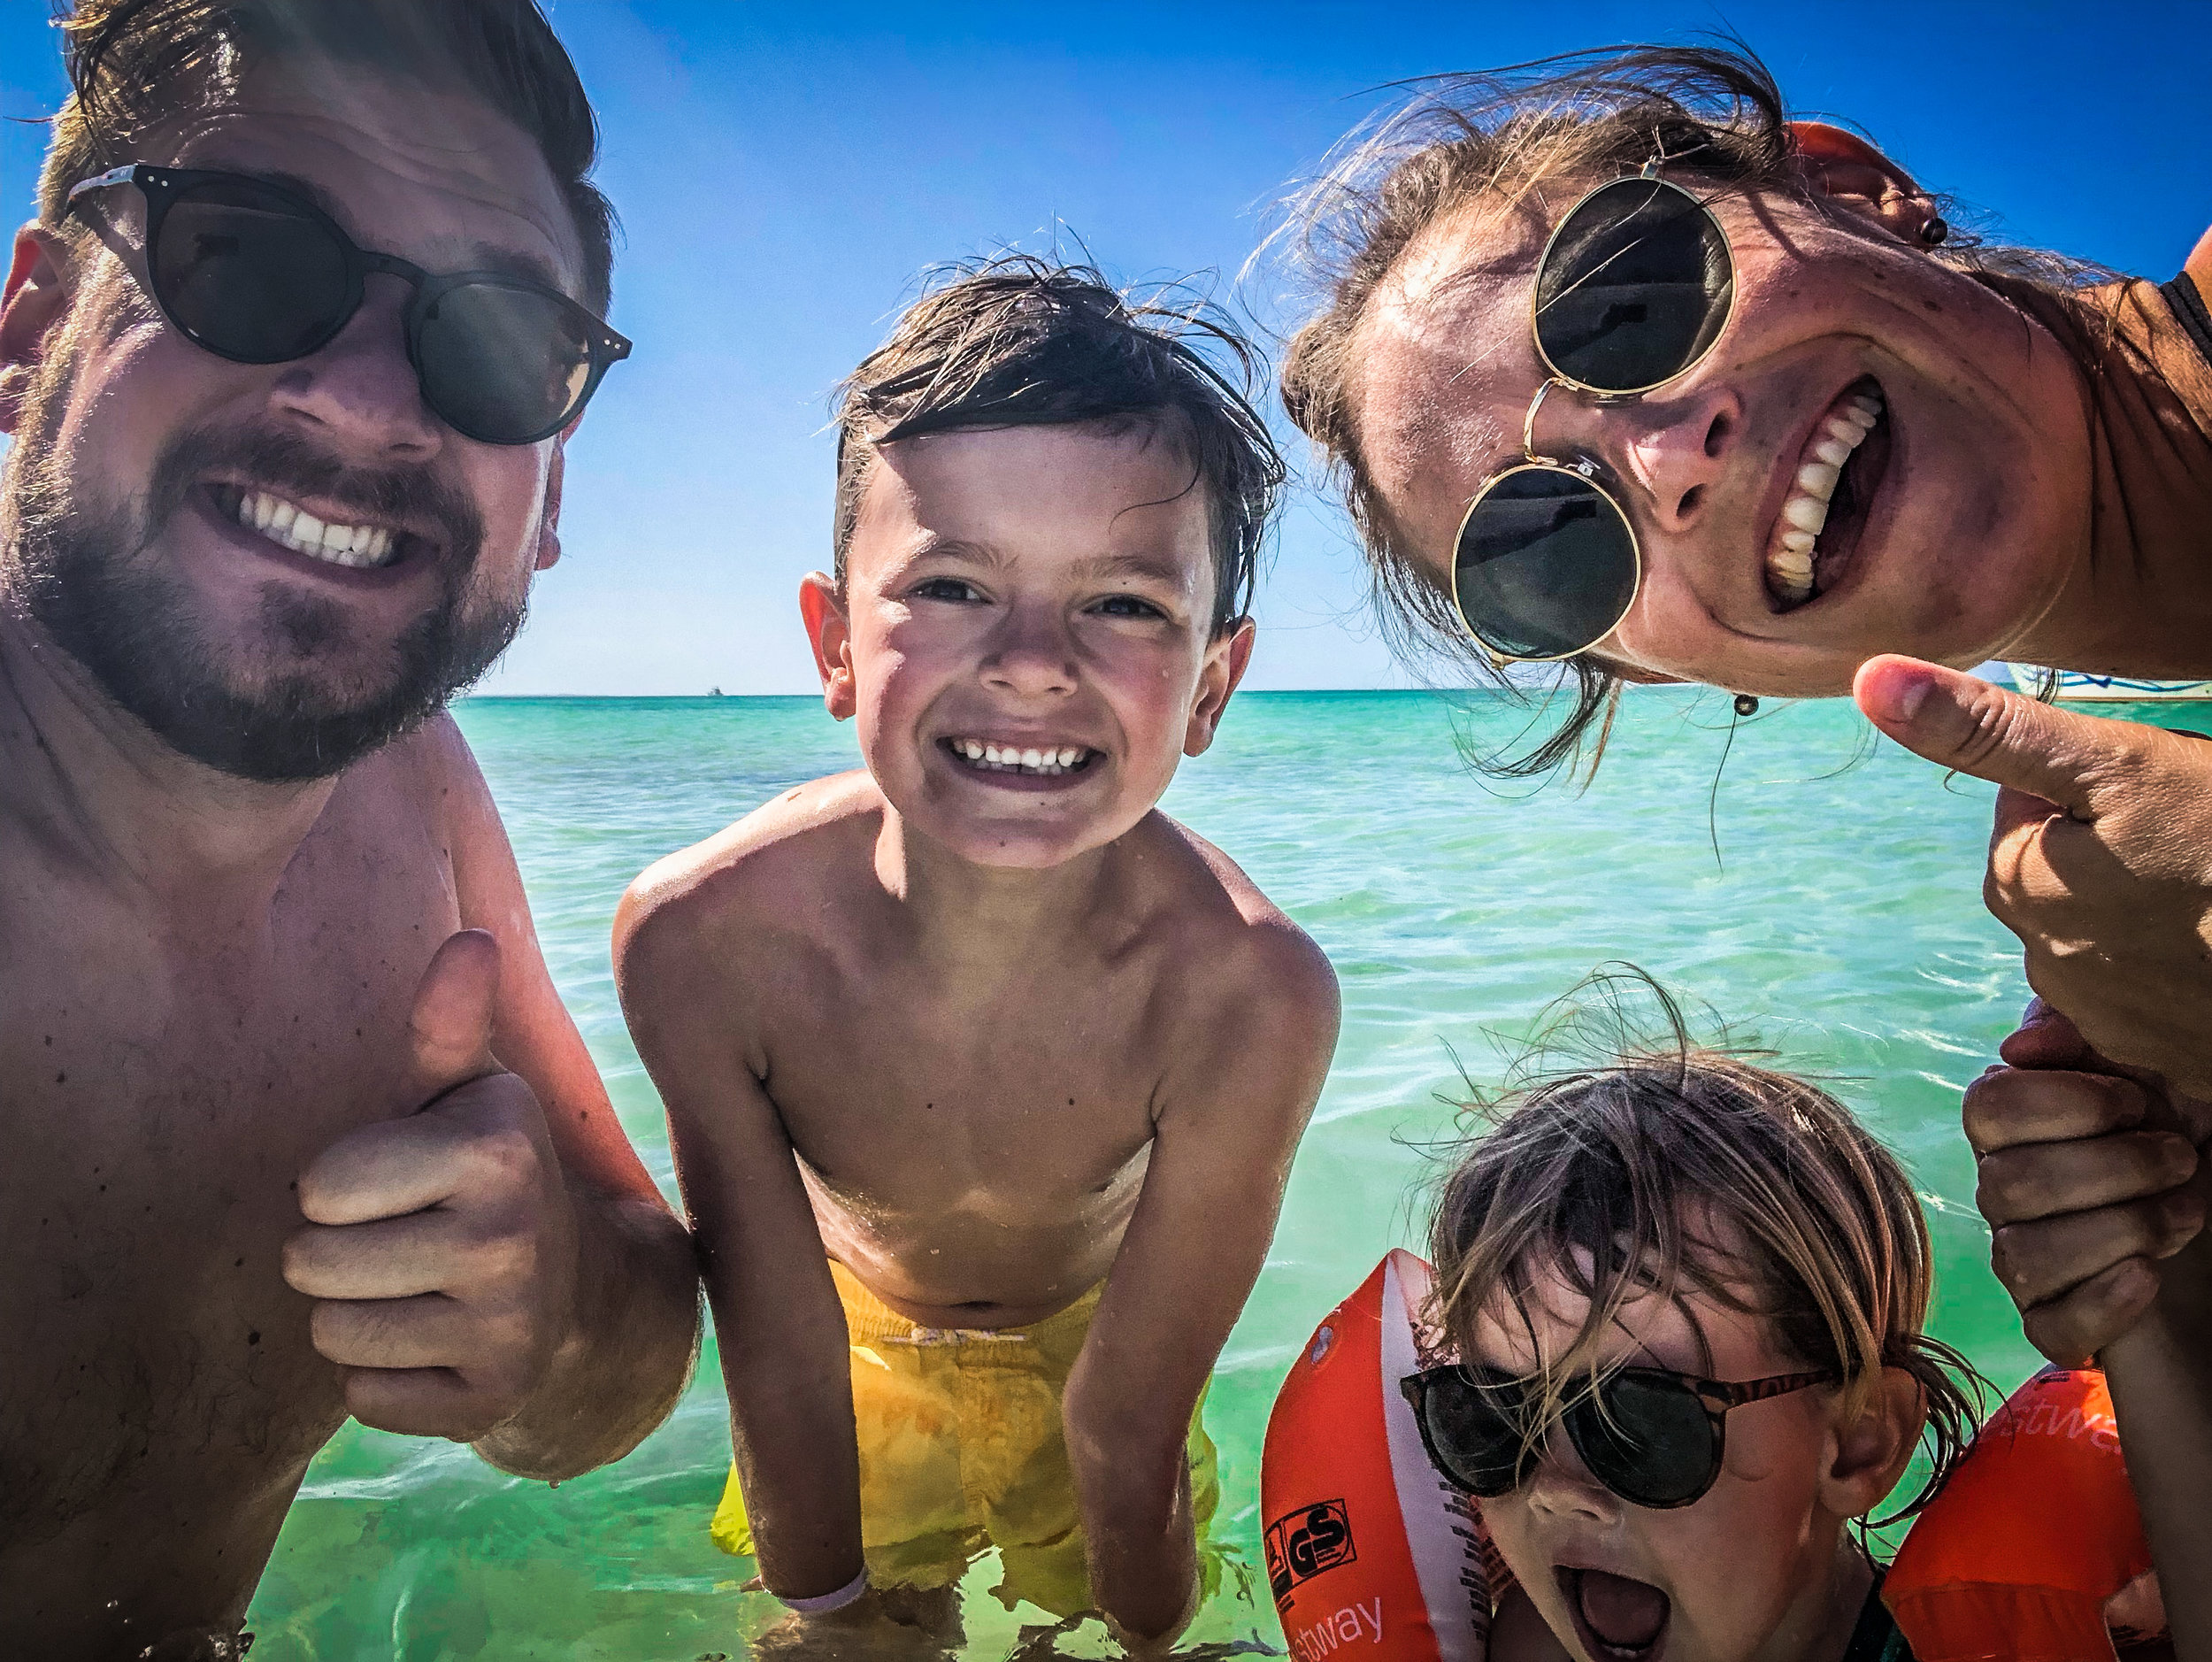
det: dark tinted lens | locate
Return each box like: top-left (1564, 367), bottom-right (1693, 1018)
top-left (152, 181), bottom-right (354, 363)
top-left (1454, 468), bottom-right (1638, 659)
top-left (416, 281), bottom-right (596, 443)
top-left (1567, 1373), bottom-right (1718, 1508)
top-left (1535, 178), bottom-right (1732, 392)
top-left (1420, 1373), bottom-right (1532, 1497)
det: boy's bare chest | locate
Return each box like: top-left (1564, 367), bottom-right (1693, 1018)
top-left (0, 827), bottom-right (457, 1586)
top-left (763, 973), bottom-right (1164, 1210)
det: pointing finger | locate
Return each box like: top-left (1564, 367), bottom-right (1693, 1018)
top-left (1853, 656), bottom-right (2126, 818)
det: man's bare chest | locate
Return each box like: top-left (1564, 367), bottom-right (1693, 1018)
top-left (0, 850), bottom-right (460, 1533)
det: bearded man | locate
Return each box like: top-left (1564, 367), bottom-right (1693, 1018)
top-left (0, 4), bottom-right (700, 1655)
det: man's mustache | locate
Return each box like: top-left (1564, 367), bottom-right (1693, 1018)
top-left (144, 425), bottom-right (488, 564)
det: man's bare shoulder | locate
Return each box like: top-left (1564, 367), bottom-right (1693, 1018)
top-left (615, 770), bottom-right (885, 981)
top-left (1130, 812), bottom-right (1341, 1072)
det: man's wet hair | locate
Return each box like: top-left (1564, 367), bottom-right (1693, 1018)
top-left (833, 255), bottom-right (1286, 635)
top-left (1426, 966), bottom-right (1987, 1521)
top-left (39, 0), bottom-right (615, 312)
top-left (1278, 42), bottom-right (2105, 779)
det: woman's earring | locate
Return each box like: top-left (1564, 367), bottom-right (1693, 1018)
top-left (1732, 693), bottom-right (1760, 717)
top-left (1919, 216), bottom-right (1949, 246)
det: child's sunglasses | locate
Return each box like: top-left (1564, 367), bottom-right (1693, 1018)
top-left (1449, 168), bottom-right (1735, 665)
top-left (65, 164), bottom-right (632, 446)
top-left (1399, 1362), bottom-right (1835, 1510)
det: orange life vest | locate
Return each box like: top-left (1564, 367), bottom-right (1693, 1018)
top-left (1886, 1366), bottom-right (2162, 1661)
top-left (1261, 1250), bottom-right (1502, 1661)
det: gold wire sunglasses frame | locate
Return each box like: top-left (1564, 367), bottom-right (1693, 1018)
top-left (1447, 167), bottom-right (1738, 666)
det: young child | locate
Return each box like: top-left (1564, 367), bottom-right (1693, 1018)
top-left (1405, 993), bottom-right (1982, 1662)
top-left (615, 258), bottom-right (1340, 1653)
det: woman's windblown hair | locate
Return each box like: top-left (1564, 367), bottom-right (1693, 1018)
top-left (1425, 966), bottom-right (1986, 1522)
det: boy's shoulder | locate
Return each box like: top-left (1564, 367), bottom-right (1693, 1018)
top-left (1125, 811), bottom-right (1340, 1052)
top-left (615, 769), bottom-right (885, 974)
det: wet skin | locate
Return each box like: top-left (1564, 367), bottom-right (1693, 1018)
top-left (1471, 1248), bottom-right (1918, 1662)
top-left (0, 60), bottom-right (695, 1656)
top-left (1352, 172), bottom-right (2132, 697)
top-left (617, 424), bottom-right (1340, 1646)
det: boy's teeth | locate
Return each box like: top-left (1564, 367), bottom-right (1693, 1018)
top-left (951, 738), bottom-right (1090, 775)
top-left (1763, 385), bottom-right (1882, 608)
top-left (232, 489), bottom-right (398, 569)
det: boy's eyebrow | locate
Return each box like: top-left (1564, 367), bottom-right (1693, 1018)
top-left (1069, 550), bottom-right (1200, 588)
top-left (904, 541), bottom-right (1197, 589)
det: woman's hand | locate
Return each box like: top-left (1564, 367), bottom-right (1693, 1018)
top-left (1857, 656), bottom-right (2212, 1095)
top-left (1964, 1001), bottom-right (2209, 1364)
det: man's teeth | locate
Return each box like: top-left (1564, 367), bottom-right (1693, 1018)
top-left (234, 489), bottom-right (399, 569)
top-left (1764, 389), bottom-right (1881, 604)
top-left (949, 738), bottom-right (1092, 776)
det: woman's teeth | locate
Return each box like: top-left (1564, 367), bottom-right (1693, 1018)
top-left (1764, 388), bottom-right (1882, 605)
top-left (233, 488), bottom-right (399, 569)
top-left (949, 739), bottom-right (1093, 776)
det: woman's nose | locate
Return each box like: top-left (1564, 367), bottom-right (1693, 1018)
top-left (1612, 386), bottom-right (1742, 535)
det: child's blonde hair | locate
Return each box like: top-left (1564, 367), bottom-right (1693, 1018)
top-left (1428, 970), bottom-right (1983, 1520)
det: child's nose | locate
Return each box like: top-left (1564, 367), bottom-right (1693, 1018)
top-left (980, 602), bottom-right (1078, 698)
top-left (1521, 1438), bottom-right (1624, 1524)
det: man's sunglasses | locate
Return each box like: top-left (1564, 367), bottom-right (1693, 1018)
top-left (65, 164), bottom-right (631, 446)
top-left (1449, 168), bottom-right (1735, 664)
top-left (1399, 1362), bottom-right (1835, 1511)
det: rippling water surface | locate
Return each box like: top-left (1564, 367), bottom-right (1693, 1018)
top-left (246, 688), bottom-right (2158, 1658)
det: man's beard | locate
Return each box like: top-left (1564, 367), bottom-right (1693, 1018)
top-left (4, 417), bottom-right (526, 784)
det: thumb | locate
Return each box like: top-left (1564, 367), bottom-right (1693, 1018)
top-left (405, 928), bottom-right (501, 1104)
top-left (1854, 656), bottom-right (2119, 818)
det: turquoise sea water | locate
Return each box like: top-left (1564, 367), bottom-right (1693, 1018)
top-left (242, 688), bottom-right (2188, 1659)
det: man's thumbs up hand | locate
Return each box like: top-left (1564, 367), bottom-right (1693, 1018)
top-left (1856, 654), bottom-right (2212, 1098)
top-left (283, 930), bottom-right (580, 1442)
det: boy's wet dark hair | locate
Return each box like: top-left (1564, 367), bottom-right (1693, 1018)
top-left (40, 0), bottom-right (615, 312)
top-left (1427, 968), bottom-right (1985, 1521)
top-left (834, 255), bottom-right (1286, 635)
top-left (1279, 42), bottom-right (2103, 778)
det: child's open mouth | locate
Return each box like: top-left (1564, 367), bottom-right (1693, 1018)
top-left (940, 736), bottom-right (1101, 780)
top-left (1762, 375), bottom-right (1892, 613)
top-left (1561, 1566), bottom-right (1671, 1662)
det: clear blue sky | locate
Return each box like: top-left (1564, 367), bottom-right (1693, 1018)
top-left (4, 1), bottom-right (2208, 693)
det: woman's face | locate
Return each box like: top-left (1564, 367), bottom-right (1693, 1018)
top-left (1350, 179), bottom-right (2093, 697)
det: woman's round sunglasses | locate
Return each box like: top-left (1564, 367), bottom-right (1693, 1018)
top-left (1399, 1362), bottom-right (1834, 1511)
top-left (1448, 168), bottom-right (1736, 664)
top-left (65, 164), bottom-right (632, 446)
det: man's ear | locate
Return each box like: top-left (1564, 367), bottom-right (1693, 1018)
top-left (1185, 616), bottom-right (1256, 758)
top-left (0, 225), bottom-right (76, 436)
top-left (799, 571), bottom-right (856, 721)
top-left (1786, 122), bottom-right (1946, 248)
top-left (1818, 1366), bottom-right (1924, 1522)
top-left (534, 432), bottom-right (572, 572)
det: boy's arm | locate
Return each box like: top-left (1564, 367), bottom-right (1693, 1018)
top-left (1064, 928), bottom-right (1340, 1650)
top-left (614, 887), bottom-right (866, 1604)
top-left (1965, 1004), bottom-right (2212, 1658)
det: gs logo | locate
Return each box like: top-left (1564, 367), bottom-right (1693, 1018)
top-left (1264, 1499), bottom-right (1356, 1600)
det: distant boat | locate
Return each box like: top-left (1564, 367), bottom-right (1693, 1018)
top-left (2003, 665), bottom-right (2212, 701)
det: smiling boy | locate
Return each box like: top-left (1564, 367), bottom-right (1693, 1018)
top-left (616, 260), bottom-right (1339, 1652)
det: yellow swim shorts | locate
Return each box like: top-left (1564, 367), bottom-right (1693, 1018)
top-left (711, 1261), bottom-right (1222, 1619)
